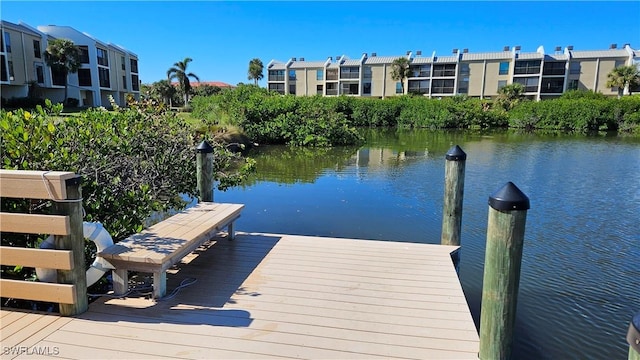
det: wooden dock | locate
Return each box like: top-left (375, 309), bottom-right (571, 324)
top-left (1, 233), bottom-right (479, 359)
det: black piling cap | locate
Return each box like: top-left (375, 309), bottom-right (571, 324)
top-left (445, 145), bottom-right (467, 161)
top-left (628, 312), bottom-right (640, 353)
top-left (488, 182), bottom-right (530, 211)
top-left (196, 140), bottom-right (213, 153)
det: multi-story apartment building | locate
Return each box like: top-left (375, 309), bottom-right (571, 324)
top-left (1, 20), bottom-right (139, 107)
top-left (267, 44), bottom-right (639, 99)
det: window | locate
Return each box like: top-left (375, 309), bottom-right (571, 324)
top-left (130, 58), bottom-right (138, 73)
top-left (363, 66), bottom-right (372, 79)
top-left (340, 66), bottom-right (359, 79)
top-left (514, 60), bottom-right (541, 75)
top-left (363, 82), bottom-right (371, 95)
top-left (408, 80), bottom-right (430, 94)
top-left (269, 83), bottom-right (285, 94)
top-left (35, 64), bottom-right (44, 84)
top-left (316, 84), bottom-right (323, 95)
top-left (568, 79), bottom-right (579, 90)
top-left (268, 70), bottom-right (284, 82)
top-left (97, 48), bottom-right (108, 66)
top-left (499, 62), bottom-right (509, 75)
top-left (0, 55), bottom-right (7, 81)
top-left (498, 80), bottom-right (507, 90)
top-left (615, 60), bottom-right (625, 68)
top-left (98, 67), bottom-right (110, 87)
top-left (569, 62), bottom-right (581, 74)
top-left (316, 69), bottom-right (323, 81)
top-left (288, 70), bottom-right (296, 81)
top-left (78, 68), bottom-right (92, 86)
top-left (459, 63), bottom-right (470, 76)
top-left (3, 32), bottom-right (11, 53)
top-left (326, 82), bottom-right (338, 95)
top-left (513, 77), bottom-right (539, 92)
top-left (396, 82), bottom-right (403, 94)
top-left (410, 64), bottom-right (431, 77)
top-left (289, 83), bottom-right (296, 94)
top-left (341, 82), bottom-right (358, 95)
top-left (121, 56), bottom-right (126, 71)
top-left (432, 64), bottom-right (456, 77)
top-left (33, 40), bottom-right (41, 58)
top-left (543, 62), bottom-right (565, 76)
top-left (326, 68), bottom-right (338, 80)
top-left (7, 60), bottom-right (14, 79)
top-left (78, 46), bottom-right (90, 64)
top-left (431, 79), bottom-right (455, 94)
top-left (52, 68), bottom-right (65, 86)
top-left (122, 75), bottom-right (127, 89)
top-left (131, 74), bottom-right (139, 91)
top-left (541, 78), bottom-right (564, 93)
top-left (458, 77), bottom-right (469, 94)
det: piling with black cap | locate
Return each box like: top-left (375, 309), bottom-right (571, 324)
top-left (196, 140), bottom-right (214, 202)
top-left (628, 312), bottom-right (640, 360)
top-left (479, 182), bottom-right (530, 360)
top-left (441, 145), bottom-right (466, 246)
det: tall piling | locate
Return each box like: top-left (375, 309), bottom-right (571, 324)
top-left (441, 145), bottom-right (466, 246)
top-left (628, 312), bottom-right (640, 360)
top-left (196, 140), bottom-right (214, 202)
top-left (479, 182), bottom-right (530, 360)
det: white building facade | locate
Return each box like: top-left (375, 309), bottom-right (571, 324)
top-left (1, 20), bottom-right (139, 107)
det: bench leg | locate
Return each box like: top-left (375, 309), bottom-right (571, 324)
top-left (153, 271), bottom-right (167, 298)
top-left (227, 221), bottom-right (235, 241)
top-left (113, 269), bottom-right (128, 295)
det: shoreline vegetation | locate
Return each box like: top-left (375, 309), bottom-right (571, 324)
top-left (190, 84), bottom-right (640, 147)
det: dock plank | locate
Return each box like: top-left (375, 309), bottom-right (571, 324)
top-left (1, 232), bottom-right (479, 359)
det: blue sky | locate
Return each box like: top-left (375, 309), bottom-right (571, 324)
top-left (2, 1), bottom-right (639, 86)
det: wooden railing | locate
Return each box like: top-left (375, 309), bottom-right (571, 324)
top-left (0, 170), bottom-right (87, 316)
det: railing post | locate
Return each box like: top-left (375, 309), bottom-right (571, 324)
top-left (53, 176), bottom-right (87, 316)
top-left (628, 312), bottom-right (640, 360)
top-left (196, 140), bottom-right (214, 202)
top-left (441, 145), bottom-right (466, 246)
top-left (479, 182), bottom-right (530, 360)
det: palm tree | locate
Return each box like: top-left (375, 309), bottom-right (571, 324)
top-left (167, 57), bottom-right (200, 104)
top-left (247, 58), bottom-right (264, 86)
top-left (606, 65), bottom-right (640, 98)
top-left (150, 79), bottom-right (176, 105)
top-left (390, 57), bottom-right (411, 95)
top-left (496, 83), bottom-right (525, 110)
top-left (44, 38), bottom-right (81, 104)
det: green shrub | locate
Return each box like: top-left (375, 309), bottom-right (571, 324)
top-left (1, 101), bottom-right (254, 242)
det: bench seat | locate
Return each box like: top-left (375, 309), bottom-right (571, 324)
top-left (99, 202), bottom-right (244, 298)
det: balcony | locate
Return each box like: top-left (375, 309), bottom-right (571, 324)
top-left (269, 75), bottom-right (285, 82)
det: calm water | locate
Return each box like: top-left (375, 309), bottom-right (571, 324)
top-left (214, 129), bottom-right (640, 359)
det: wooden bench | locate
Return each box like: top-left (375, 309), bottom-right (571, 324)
top-left (99, 202), bottom-right (244, 299)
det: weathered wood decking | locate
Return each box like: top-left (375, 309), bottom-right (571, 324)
top-left (1, 233), bottom-right (479, 359)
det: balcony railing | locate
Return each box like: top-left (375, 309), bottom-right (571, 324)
top-left (269, 75), bottom-right (285, 82)
top-left (432, 70), bottom-right (456, 77)
top-left (340, 73), bottom-right (359, 79)
top-left (326, 89), bottom-right (338, 96)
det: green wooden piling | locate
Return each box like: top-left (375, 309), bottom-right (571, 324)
top-left (441, 145), bottom-right (466, 246)
top-left (628, 313), bottom-right (640, 360)
top-left (479, 182), bottom-right (530, 360)
top-left (53, 176), bottom-right (88, 316)
top-left (196, 140), bottom-right (214, 202)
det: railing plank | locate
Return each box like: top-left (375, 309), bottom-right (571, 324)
top-left (0, 170), bottom-right (76, 200)
top-left (0, 246), bottom-right (74, 270)
top-left (0, 213), bottom-right (70, 235)
top-left (0, 279), bottom-right (76, 304)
